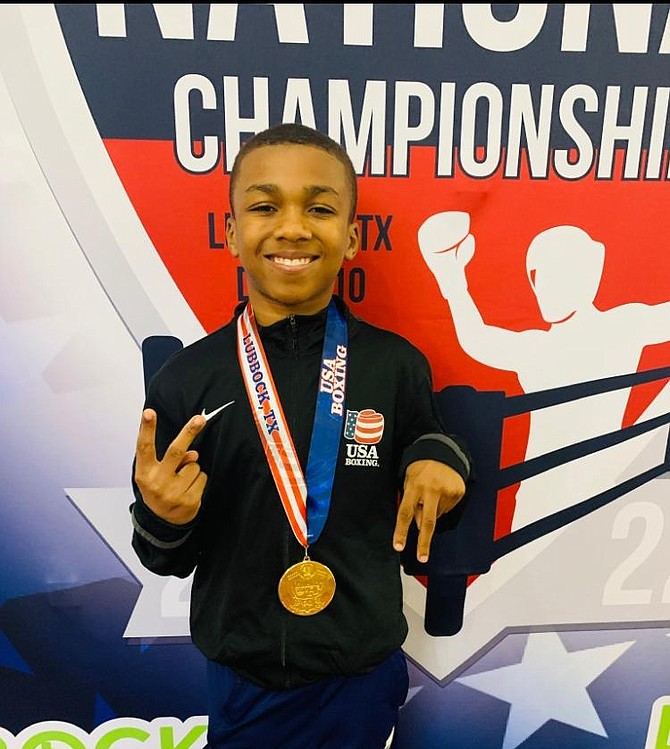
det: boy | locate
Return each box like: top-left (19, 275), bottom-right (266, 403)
top-left (131, 123), bottom-right (471, 748)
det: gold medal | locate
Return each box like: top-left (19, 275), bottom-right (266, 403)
top-left (278, 557), bottom-right (336, 616)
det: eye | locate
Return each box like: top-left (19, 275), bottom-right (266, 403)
top-left (248, 203), bottom-right (276, 214)
top-left (309, 204), bottom-right (336, 216)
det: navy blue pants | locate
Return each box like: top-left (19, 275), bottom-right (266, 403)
top-left (206, 649), bottom-right (409, 748)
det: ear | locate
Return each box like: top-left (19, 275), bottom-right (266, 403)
top-left (226, 215), bottom-right (239, 258)
top-left (344, 221), bottom-right (359, 261)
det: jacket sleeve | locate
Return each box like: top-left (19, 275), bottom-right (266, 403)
top-left (129, 365), bottom-right (203, 579)
top-left (399, 431), bottom-right (471, 484)
top-left (396, 345), bottom-right (473, 485)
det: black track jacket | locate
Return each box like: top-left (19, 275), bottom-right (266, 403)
top-left (131, 296), bottom-right (471, 690)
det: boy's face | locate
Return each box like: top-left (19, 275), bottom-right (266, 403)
top-left (226, 144), bottom-right (359, 325)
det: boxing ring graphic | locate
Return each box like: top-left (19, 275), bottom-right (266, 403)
top-left (401, 365), bottom-right (670, 636)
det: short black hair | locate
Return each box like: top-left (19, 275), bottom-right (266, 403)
top-left (228, 123), bottom-right (358, 222)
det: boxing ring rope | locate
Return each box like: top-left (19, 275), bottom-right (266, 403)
top-left (403, 364), bottom-right (670, 635)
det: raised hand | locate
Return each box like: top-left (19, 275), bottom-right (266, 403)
top-left (418, 211), bottom-right (475, 297)
top-left (393, 459), bottom-right (466, 563)
top-left (134, 408), bottom-right (208, 525)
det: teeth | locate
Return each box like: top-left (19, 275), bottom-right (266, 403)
top-left (272, 256), bottom-right (312, 266)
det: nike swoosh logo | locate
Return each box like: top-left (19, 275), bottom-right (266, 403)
top-left (201, 400), bottom-right (235, 422)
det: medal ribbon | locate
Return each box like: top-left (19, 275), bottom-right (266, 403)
top-left (237, 300), bottom-right (347, 548)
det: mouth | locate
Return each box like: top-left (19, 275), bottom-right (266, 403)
top-left (267, 255), bottom-right (316, 268)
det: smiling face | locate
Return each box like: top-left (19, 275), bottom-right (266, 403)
top-left (226, 144), bottom-right (359, 325)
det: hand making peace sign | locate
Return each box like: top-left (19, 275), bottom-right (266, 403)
top-left (134, 408), bottom-right (208, 525)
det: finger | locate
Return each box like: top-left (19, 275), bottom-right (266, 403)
top-left (181, 470), bottom-right (208, 507)
top-left (190, 471), bottom-right (208, 498)
top-left (172, 471), bottom-right (208, 525)
top-left (135, 409), bottom-right (158, 469)
top-left (162, 414), bottom-right (207, 472)
top-left (414, 502), bottom-right (423, 530)
top-left (177, 450), bottom-right (199, 471)
top-left (175, 461), bottom-right (204, 490)
top-left (415, 502), bottom-right (438, 563)
top-left (393, 491), bottom-right (419, 552)
top-left (175, 459), bottom-right (197, 479)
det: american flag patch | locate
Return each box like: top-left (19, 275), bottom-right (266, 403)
top-left (344, 409), bottom-right (385, 444)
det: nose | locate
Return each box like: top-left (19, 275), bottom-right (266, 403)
top-left (273, 206), bottom-right (312, 242)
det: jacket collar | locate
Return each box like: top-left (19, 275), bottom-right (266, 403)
top-left (233, 295), bottom-right (356, 353)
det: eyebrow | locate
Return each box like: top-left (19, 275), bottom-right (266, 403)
top-left (245, 184), bottom-right (340, 199)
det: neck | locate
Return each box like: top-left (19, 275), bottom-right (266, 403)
top-left (248, 292), bottom-right (334, 327)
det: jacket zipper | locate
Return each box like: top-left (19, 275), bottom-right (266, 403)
top-left (289, 314), bottom-right (299, 359)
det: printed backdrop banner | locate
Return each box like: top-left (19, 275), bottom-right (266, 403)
top-left (1, 4), bottom-right (670, 748)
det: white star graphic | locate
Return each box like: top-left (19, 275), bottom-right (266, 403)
top-left (456, 631), bottom-right (635, 749)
